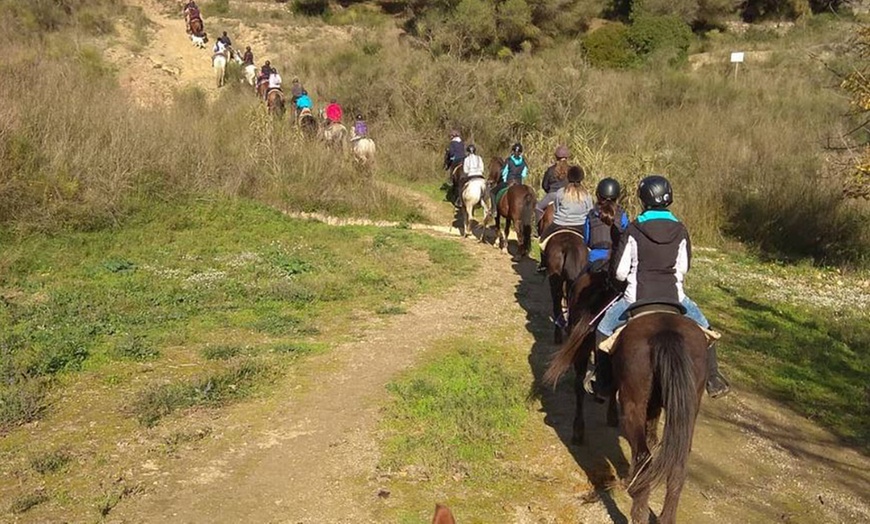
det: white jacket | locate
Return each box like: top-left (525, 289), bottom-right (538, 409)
top-left (463, 154), bottom-right (484, 177)
top-left (268, 73), bottom-right (282, 89)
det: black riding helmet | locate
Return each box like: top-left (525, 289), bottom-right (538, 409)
top-left (638, 175), bottom-right (673, 209)
top-left (466, 144), bottom-right (476, 154)
top-left (511, 143), bottom-right (523, 155)
top-left (596, 178), bottom-right (621, 201)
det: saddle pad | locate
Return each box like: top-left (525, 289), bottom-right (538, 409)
top-left (539, 229), bottom-right (584, 252)
top-left (495, 186), bottom-right (509, 208)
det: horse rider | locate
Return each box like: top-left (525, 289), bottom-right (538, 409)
top-left (454, 144), bottom-right (485, 207)
top-left (295, 89), bottom-right (313, 117)
top-left (586, 175), bottom-right (731, 400)
top-left (584, 177), bottom-right (630, 273)
top-left (268, 68), bottom-right (283, 93)
top-left (536, 166), bottom-right (594, 272)
top-left (325, 99), bottom-right (343, 124)
top-left (352, 113), bottom-right (368, 140)
top-left (183, 1), bottom-right (199, 25)
top-left (213, 38), bottom-right (227, 55)
top-left (217, 31), bottom-right (232, 49)
top-left (443, 130), bottom-right (466, 205)
top-left (257, 60), bottom-right (273, 97)
top-left (242, 46), bottom-right (254, 66)
top-left (491, 142), bottom-right (528, 214)
top-left (535, 145), bottom-right (571, 229)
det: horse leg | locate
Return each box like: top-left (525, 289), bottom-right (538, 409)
top-left (502, 217), bottom-right (511, 254)
top-left (572, 350), bottom-right (589, 446)
top-left (623, 398), bottom-right (653, 524)
top-left (549, 272), bottom-right (564, 344)
top-left (461, 199), bottom-right (470, 238)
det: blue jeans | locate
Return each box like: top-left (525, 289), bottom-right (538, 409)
top-left (597, 296), bottom-right (710, 336)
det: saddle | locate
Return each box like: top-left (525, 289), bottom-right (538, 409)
top-left (599, 301), bottom-right (719, 353)
top-left (539, 228), bottom-right (584, 251)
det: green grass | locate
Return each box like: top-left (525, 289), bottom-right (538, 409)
top-left (10, 492), bottom-right (49, 514)
top-left (691, 251), bottom-right (870, 450)
top-left (380, 339), bottom-right (528, 481)
top-left (200, 344), bottom-right (245, 361)
top-left (132, 359), bottom-right (269, 427)
top-left (0, 198), bottom-right (471, 430)
top-left (30, 449), bottom-right (73, 475)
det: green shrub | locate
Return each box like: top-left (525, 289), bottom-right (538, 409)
top-left (293, 0), bottom-right (329, 16)
top-left (627, 14), bottom-right (693, 65)
top-left (582, 22), bottom-right (637, 68)
top-left (205, 0), bottom-right (230, 16)
top-left (112, 335), bottom-right (160, 362)
top-left (30, 449), bottom-right (72, 474)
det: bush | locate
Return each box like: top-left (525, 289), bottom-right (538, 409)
top-left (582, 22), bottom-right (637, 68)
top-left (294, 0), bottom-right (329, 15)
top-left (627, 14), bottom-right (692, 65)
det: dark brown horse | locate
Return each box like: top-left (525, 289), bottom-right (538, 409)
top-left (482, 157), bottom-right (536, 258)
top-left (542, 230), bottom-right (588, 344)
top-left (256, 79), bottom-right (268, 100)
top-left (545, 216), bottom-right (708, 523)
top-left (188, 17), bottom-right (204, 38)
top-left (615, 311), bottom-right (707, 524)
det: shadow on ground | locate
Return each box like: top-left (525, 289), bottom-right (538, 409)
top-left (493, 239), bottom-right (632, 523)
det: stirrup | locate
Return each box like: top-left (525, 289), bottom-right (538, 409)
top-left (706, 375), bottom-right (731, 399)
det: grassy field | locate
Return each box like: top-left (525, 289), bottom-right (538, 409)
top-left (0, 197), bottom-right (470, 517)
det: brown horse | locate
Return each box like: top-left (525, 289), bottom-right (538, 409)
top-left (542, 230), bottom-right (588, 344)
top-left (188, 17), bottom-right (204, 37)
top-left (482, 157), bottom-right (536, 258)
top-left (298, 110), bottom-right (318, 138)
top-left (613, 311), bottom-right (707, 524)
top-left (256, 79), bottom-right (268, 100)
top-left (546, 218), bottom-right (707, 523)
top-left (432, 504), bottom-right (455, 524)
top-left (266, 89), bottom-right (285, 117)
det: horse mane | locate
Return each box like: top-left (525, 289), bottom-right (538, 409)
top-left (488, 156), bottom-right (505, 183)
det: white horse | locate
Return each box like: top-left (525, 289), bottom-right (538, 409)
top-left (213, 50), bottom-right (228, 88)
top-left (351, 137), bottom-right (376, 165)
top-left (321, 122), bottom-right (348, 150)
top-left (190, 33), bottom-right (208, 48)
top-left (459, 177), bottom-right (490, 238)
top-left (230, 49), bottom-right (256, 86)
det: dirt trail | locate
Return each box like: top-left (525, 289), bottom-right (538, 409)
top-left (106, 0), bottom-right (222, 106)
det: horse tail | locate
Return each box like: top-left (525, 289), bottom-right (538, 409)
top-left (521, 191), bottom-right (534, 248)
top-left (543, 315), bottom-right (592, 386)
top-left (629, 330), bottom-right (696, 498)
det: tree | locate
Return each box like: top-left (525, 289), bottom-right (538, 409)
top-left (840, 26), bottom-right (870, 199)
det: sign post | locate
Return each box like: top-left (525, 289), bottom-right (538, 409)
top-left (730, 52), bottom-right (745, 80)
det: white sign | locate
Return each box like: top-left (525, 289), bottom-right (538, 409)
top-left (730, 52), bottom-right (745, 63)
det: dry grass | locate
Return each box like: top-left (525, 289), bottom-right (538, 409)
top-left (1, 4), bottom-right (867, 264)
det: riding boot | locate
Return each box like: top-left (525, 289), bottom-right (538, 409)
top-left (583, 333), bottom-right (608, 403)
top-left (706, 342), bottom-right (731, 399)
top-left (537, 251), bottom-right (548, 273)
